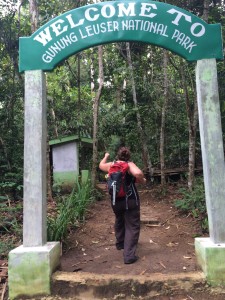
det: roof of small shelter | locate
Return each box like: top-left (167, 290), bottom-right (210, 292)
top-left (49, 135), bottom-right (92, 146)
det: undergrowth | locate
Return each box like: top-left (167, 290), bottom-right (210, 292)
top-left (174, 177), bottom-right (208, 232)
top-left (0, 196), bottom-right (23, 258)
top-left (47, 179), bottom-right (95, 242)
top-left (0, 179), bottom-right (96, 258)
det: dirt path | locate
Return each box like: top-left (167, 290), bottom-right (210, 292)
top-left (60, 184), bottom-right (203, 275)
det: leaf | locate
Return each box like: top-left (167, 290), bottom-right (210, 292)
top-left (159, 262), bottom-right (166, 269)
top-left (149, 239), bottom-right (157, 244)
top-left (166, 242), bottom-right (178, 247)
top-left (183, 256), bottom-right (192, 259)
top-left (140, 269), bottom-right (147, 275)
top-left (91, 240), bottom-right (99, 244)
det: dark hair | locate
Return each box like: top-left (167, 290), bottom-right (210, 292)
top-left (117, 147), bottom-right (131, 162)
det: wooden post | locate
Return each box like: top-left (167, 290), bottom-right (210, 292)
top-left (23, 70), bottom-right (47, 246)
top-left (196, 58), bottom-right (225, 243)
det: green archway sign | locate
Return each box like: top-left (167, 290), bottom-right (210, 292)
top-left (19, 0), bottom-right (223, 72)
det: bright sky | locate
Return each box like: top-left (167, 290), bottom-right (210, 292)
top-left (0, 0), bottom-right (19, 16)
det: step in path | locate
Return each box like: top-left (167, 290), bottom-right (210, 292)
top-left (51, 271), bottom-right (206, 300)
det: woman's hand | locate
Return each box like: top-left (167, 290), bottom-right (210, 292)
top-left (104, 152), bottom-right (110, 160)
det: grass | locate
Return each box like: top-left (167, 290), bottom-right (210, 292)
top-left (0, 179), bottom-right (96, 259)
top-left (0, 199), bottom-right (23, 258)
top-left (47, 179), bottom-right (95, 242)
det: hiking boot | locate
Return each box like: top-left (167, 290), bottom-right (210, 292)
top-left (116, 243), bottom-right (124, 250)
top-left (124, 256), bottom-right (139, 264)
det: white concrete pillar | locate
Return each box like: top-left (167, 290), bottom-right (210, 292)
top-left (9, 70), bottom-right (60, 299)
top-left (196, 58), bottom-right (225, 244)
top-left (23, 70), bottom-right (47, 246)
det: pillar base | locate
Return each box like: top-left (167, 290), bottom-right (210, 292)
top-left (195, 237), bottom-right (225, 286)
top-left (8, 242), bottom-right (60, 299)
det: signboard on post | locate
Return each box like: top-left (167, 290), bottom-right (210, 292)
top-left (19, 0), bottom-right (223, 72)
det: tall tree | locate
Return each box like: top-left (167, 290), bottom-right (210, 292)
top-left (126, 42), bottom-right (153, 176)
top-left (29, 0), bottom-right (38, 32)
top-left (92, 45), bottom-right (104, 186)
top-left (160, 50), bottom-right (169, 186)
top-left (184, 0), bottom-right (210, 191)
top-left (179, 59), bottom-right (198, 191)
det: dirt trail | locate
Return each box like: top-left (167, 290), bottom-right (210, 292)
top-left (60, 184), bottom-right (203, 276)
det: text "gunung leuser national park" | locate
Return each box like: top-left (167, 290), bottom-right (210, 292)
top-left (33, 2), bottom-right (207, 63)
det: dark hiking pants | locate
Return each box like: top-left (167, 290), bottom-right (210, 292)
top-left (112, 197), bottom-right (140, 263)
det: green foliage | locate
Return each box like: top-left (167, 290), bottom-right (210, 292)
top-left (0, 239), bottom-right (15, 259)
top-left (0, 171), bottom-right (23, 200)
top-left (174, 177), bottom-right (208, 232)
top-left (47, 180), bottom-right (94, 242)
top-left (0, 199), bottom-right (23, 258)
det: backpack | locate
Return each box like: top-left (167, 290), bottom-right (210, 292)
top-left (107, 161), bottom-right (129, 205)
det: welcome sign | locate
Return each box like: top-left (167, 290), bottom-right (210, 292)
top-left (19, 0), bottom-right (223, 72)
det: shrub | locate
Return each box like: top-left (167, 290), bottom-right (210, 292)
top-left (47, 179), bottom-right (94, 242)
top-left (174, 177), bottom-right (208, 232)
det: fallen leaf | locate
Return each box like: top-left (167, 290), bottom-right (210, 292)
top-left (166, 242), bottom-right (177, 247)
top-left (187, 243), bottom-right (194, 246)
top-left (140, 269), bottom-right (147, 275)
top-left (91, 240), bottom-right (99, 244)
top-left (159, 261), bottom-right (166, 269)
top-left (149, 239), bottom-right (157, 244)
top-left (72, 262), bottom-right (81, 267)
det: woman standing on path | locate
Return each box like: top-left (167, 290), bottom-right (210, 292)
top-left (99, 147), bottom-right (146, 264)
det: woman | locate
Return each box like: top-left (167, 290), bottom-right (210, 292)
top-left (99, 147), bottom-right (146, 264)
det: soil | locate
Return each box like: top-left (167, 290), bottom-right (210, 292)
top-left (61, 184), bottom-right (203, 275)
top-left (57, 183), bottom-right (225, 299)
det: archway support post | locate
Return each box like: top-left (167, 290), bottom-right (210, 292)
top-left (8, 70), bottom-right (60, 299)
top-left (195, 58), bottom-right (225, 285)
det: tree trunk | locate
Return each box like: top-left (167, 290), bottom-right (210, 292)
top-left (0, 137), bottom-right (11, 170)
top-left (160, 50), bottom-right (169, 186)
top-left (181, 0), bottom-right (209, 191)
top-left (46, 135), bottom-right (54, 202)
top-left (48, 96), bottom-right (59, 202)
top-left (180, 59), bottom-right (198, 191)
top-left (202, 0), bottom-right (210, 22)
top-left (91, 46), bottom-right (104, 187)
top-left (29, 0), bottom-right (38, 33)
top-left (126, 42), bottom-right (153, 176)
